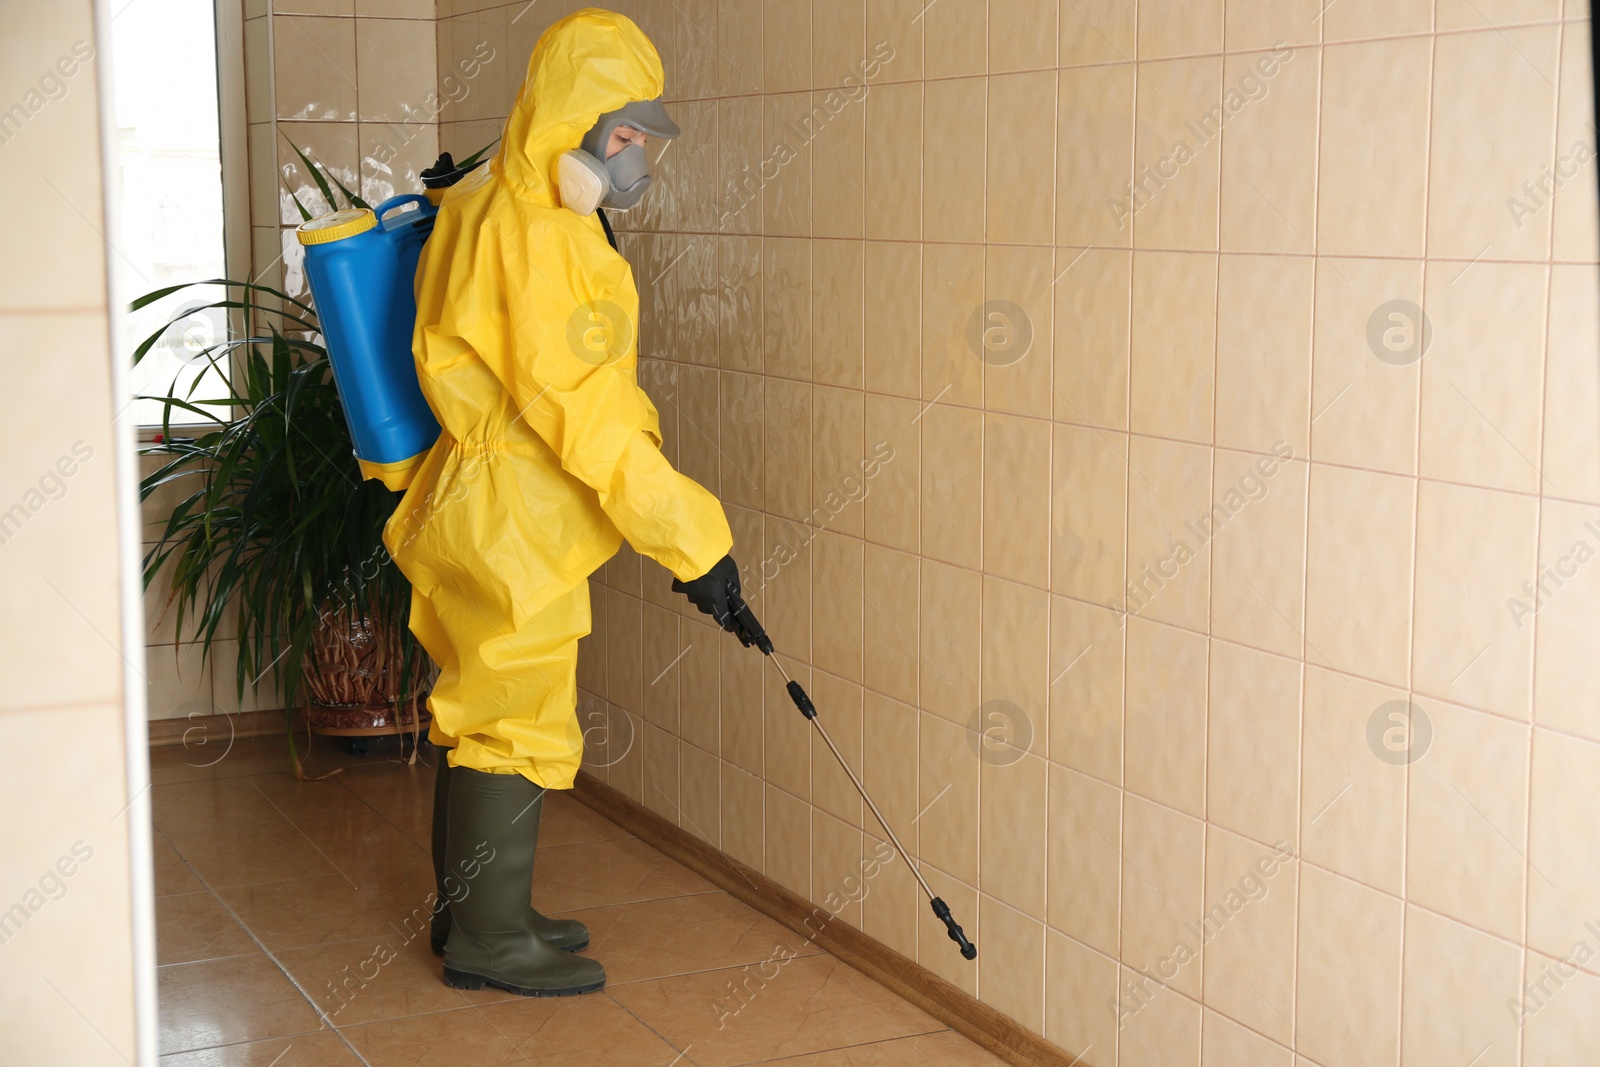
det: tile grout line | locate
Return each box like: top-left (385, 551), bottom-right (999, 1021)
top-left (736, 1031), bottom-right (948, 1065)
top-left (911, 17), bottom-right (927, 984)
top-left (610, 538), bottom-right (1600, 741)
top-left (598, 988), bottom-right (705, 1067)
top-left (1115, 0), bottom-right (1142, 1056)
top-left (537, 351), bottom-right (1600, 510)
top-left (1516, 12), bottom-right (1573, 1062)
top-left (1198, 6), bottom-right (1228, 1057)
top-left (600, 559), bottom-right (1600, 786)
top-left (560, 14), bottom-right (1579, 107)
top-left (161, 833), bottom-right (376, 1066)
top-left (1034, 7), bottom-right (1063, 1037)
top-left (583, 225), bottom-right (1600, 269)
top-left (1290, 3), bottom-right (1331, 1056)
top-left (1395, 4), bottom-right (1444, 1057)
top-left (325, 753), bottom-right (447, 870)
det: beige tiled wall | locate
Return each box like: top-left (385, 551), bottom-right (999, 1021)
top-left (1, 1), bottom-right (148, 1058)
top-left (469, 2), bottom-right (1599, 1063)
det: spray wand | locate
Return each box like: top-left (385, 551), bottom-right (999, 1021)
top-left (717, 589), bottom-right (976, 961)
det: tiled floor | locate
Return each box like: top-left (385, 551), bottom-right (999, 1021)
top-left (151, 733), bottom-right (1009, 1066)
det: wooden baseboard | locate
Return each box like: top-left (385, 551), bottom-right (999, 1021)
top-left (569, 772), bottom-right (1084, 1067)
top-left (148, 708), bottom-right (285, 747)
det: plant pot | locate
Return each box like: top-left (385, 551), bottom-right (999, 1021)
top-left (306, 605), bottom-right (435, 738)
top-left (306, 697), bottom-right (430, 737)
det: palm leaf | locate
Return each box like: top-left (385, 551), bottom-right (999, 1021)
top-left (455, 139), bottom-right (499, 169)
top-left (281, 134), bottom-right (340, 215)
top-left (323, 167), bottom-right (372, 212)
top-left (136, 275), bottom-right (431, 775)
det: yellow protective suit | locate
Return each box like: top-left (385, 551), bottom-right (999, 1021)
top-left (383, 9), bottom-right (732, 789)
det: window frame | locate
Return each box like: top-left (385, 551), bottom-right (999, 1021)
top-left (132, 0), bottom-right (250, 440)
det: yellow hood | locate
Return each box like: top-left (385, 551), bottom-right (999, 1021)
top-left (494, 8), bottom-right (667, 207)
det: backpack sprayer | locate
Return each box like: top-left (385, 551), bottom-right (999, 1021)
top-left (294, 154), bottom-right (484, 492)
top-left (296, 193), bottom-right (439, 491)
top-left (297, 154), bottom-right (976, 962)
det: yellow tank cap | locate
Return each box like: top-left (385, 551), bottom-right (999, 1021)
top-left (297, 208), bottom-right (377, 246)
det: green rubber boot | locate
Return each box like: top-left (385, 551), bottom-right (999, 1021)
top-left (430, 755), bottom-right (589, 954)
top-left (440, 767), bottom-right (605, 997)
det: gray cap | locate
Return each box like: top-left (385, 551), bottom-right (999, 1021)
top-left (581, 96), bottom-right (680, 159)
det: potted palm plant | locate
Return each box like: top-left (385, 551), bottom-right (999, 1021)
top-left (137, 146), bottom-right (460, 771)
top-left (138, 277), bottom-right (434, 770)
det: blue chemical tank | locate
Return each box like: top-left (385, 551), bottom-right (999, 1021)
top-left (297, 194), bottom-right (440, 491)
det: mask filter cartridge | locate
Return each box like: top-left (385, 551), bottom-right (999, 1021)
top-left (556, 150), bottom-right (611, 216)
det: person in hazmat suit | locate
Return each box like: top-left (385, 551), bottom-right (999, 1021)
top-left (382, 9), bottom-right (745, 997)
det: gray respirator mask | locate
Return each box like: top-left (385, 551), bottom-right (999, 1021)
top-left (557, 96), bottom-right (680, 215)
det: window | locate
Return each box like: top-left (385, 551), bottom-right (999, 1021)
top-left (112, 0), bottom-right (230, 428)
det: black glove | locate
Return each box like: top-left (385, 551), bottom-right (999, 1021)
top-left (672, 554), bottom-right (741, 631)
